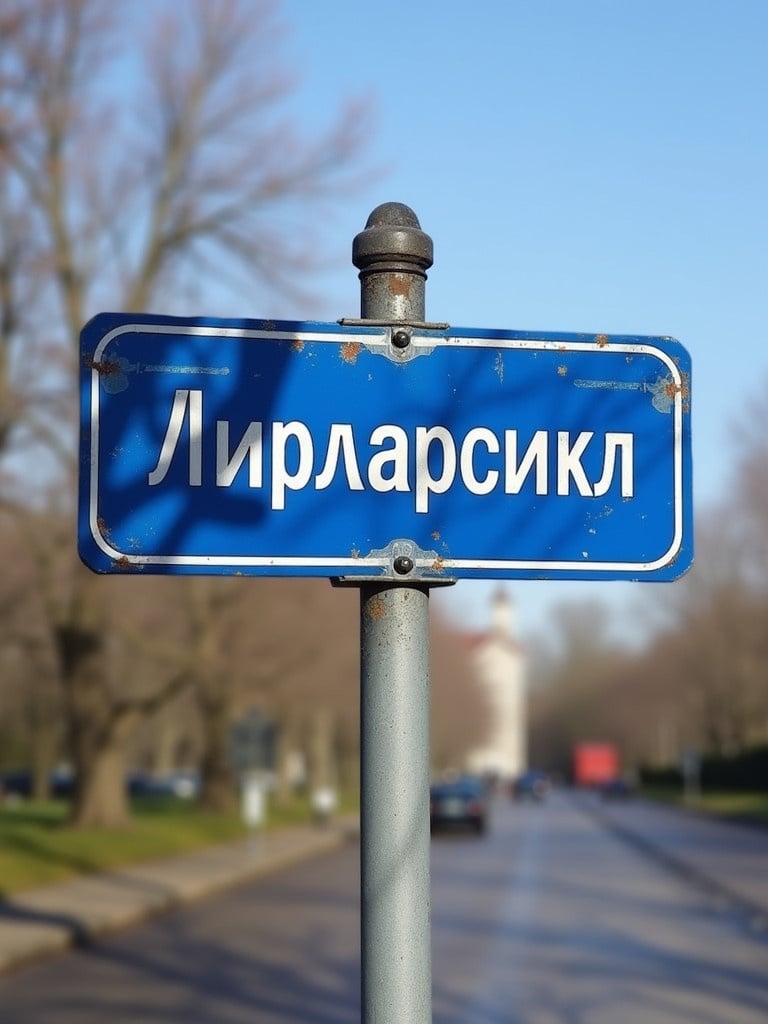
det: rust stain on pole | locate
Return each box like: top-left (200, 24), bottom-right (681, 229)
top-left (366, 594), bottom-right (387, 620)
top-left (388, 276), bottom-right (412, 298)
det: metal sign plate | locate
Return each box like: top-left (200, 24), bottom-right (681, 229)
top-left (79, 313), bottom-right (692, 581)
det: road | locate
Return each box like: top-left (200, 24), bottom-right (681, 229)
top-left (1, 793), bottom-right (767, 1023)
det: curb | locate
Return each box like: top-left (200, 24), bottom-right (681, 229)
top-left (578, 796), bottom-right (768, 927)
top-left (0, 818), bottom-right (358, 976)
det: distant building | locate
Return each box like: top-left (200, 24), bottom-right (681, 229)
top-left (464, 588), bottom-right (527, 781)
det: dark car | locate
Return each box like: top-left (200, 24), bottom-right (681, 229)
top-left (600, 777), bottom-right (635, 800)
top-left (0, 769), bottom-right (32, 799)
top-left (0, 768), bottom-right (75, 800)
top-left (511, 769), bottom-right (550, 801)
top-left (430, 776), bottom-right (488, 835)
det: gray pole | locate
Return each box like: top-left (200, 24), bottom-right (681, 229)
top-left (352, 204), bottom-right (434, 1024)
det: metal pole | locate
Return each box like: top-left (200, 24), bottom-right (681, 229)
top-left (352, 204), bottom-right (434, 1024)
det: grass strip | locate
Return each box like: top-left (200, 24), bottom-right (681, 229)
top-left (0, 793), bottom-right (343, 896)
top-left (643, 787), bottom-right (768, 824)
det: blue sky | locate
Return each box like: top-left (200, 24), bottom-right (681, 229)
top-left (268, 1), bottom-right (768, 644)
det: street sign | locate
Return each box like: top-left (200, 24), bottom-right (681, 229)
top-left (79, 313), bottom-right (692, 581)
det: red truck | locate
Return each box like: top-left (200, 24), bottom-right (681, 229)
top-left (572, 742), bottom-right (619, 787)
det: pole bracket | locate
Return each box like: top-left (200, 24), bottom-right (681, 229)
top-left (334, 538), bottom-right (456, 586)
top-left (338, 318), bottom-right (450, 330)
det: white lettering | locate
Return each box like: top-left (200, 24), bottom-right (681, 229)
top-left (271, 421), bottom-right (313, 510)
top-left (216, 421), bottom-right (263, 488)
top-left (460, 427), bottom-right (500, 495)
top-left (594, 432), bottom-right (634, 497)
top-left (147, 411), bottom-right (632, 509)
top-left (368, 425), bottom-right (410, 492)
top-left (147, 389), bottom-right (202, 487)
top-left (557, 431), bottom-right (594, 496)
top-left (505, 430), bottom-right (548, 494)
top-left (415, 426), bottom-right (456, 514)
top-left (315, 424), bottom-right (364, 491)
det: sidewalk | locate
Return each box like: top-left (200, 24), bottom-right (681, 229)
top-left (3, 799), bottom-right (767, 978)
top-left (0, 817), bottom-right (358, 976)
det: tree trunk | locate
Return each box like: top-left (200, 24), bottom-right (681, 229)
top-left (70, 738), bottom-right (132, 829)
top-left (274, 715), bottom-right (303, 806)
top-left (309, 708), bottom-right (336, 793)
top-left (30, 717), bottom-right (58, 802)
top-left (145, 699), bottom-right (191, 777)
top-left (198, 682), bottom-right (236, 814)
top-left (68, 691), bottom-right (140, 828)
top-left (56, 597), bottom-right (134, 828)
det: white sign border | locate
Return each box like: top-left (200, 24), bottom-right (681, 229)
top-left (86, 322), bottom-right (688, 576)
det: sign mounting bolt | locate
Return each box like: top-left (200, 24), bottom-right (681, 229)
top-left (392, 329), bottom-right (411, 350)
top-left (393, 555), bottom-right (414, 575)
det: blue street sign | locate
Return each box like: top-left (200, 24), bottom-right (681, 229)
top-left (79, 313), bottom-right (692, 581)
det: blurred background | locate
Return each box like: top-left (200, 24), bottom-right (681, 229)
top-left (0, 0), bottom-right (767, 836)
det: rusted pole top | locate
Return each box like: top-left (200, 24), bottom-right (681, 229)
top-left (352, 202), bottom-right (434, 323)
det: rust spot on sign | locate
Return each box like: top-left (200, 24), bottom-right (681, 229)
top-left (431, 531), bottom-right (441, 541)
top-left (291, 337), bottom-right (305, 352)
top-left (666, 373), bottom-right (691, 412)
top-left (557, 365), bottom-right (568, 376)
top-left (367, 595), bottom-right (386, 620)
top-left (341, 342), bottom-right (362, 364)
top-left (595, 334), bottom-right (609, 348)
top-left (113, 556), bottom-right (133, 571)
top-left (87, 356), bottom-right (122, 377)
top-left (431, 557), bottom-right (446, 574)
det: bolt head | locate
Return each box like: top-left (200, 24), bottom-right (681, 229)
top-left (392, 330), bottom-right (411, 350)
top-left (393, 555), bottom-right (414, 575)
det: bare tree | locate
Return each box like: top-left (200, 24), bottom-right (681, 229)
top-left (0, 0), bottom-right (371, 826)
top-left (524, 365), bottom-right (768, 778)
top-left (650, 507), bottom-right (768, 755)
top-left (0, 509), bottom-right (63, 795)
top-left (134, 576), bottom-right (361, 815)
top-left (730, 378), bottom-right (768, 587)
top-left (527, 599), bottom-right (634, 774)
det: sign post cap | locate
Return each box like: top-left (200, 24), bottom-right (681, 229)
top-left (352, 202), bottom-right (433, 276)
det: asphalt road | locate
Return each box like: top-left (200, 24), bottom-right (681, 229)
top-left (2, 793), bottom-right (767, 1023)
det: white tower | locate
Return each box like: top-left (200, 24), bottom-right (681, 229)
top-left (465, 588), bottom-right (527, 781)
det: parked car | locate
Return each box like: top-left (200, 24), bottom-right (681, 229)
top-left (128, 771), bottom-right (200, 800)
top-left (0, 769), bottom-right (32, 800)
top-left (600, 776), bottom-right (635, 800)
top-left (50, 766), bottom-right (75, 798)
top-left (511, 769), bottom-right (550, 801)
top-left (0, 767), bottom-right (75, 800)
top-left (430, 776), bottom-right (488, 835)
